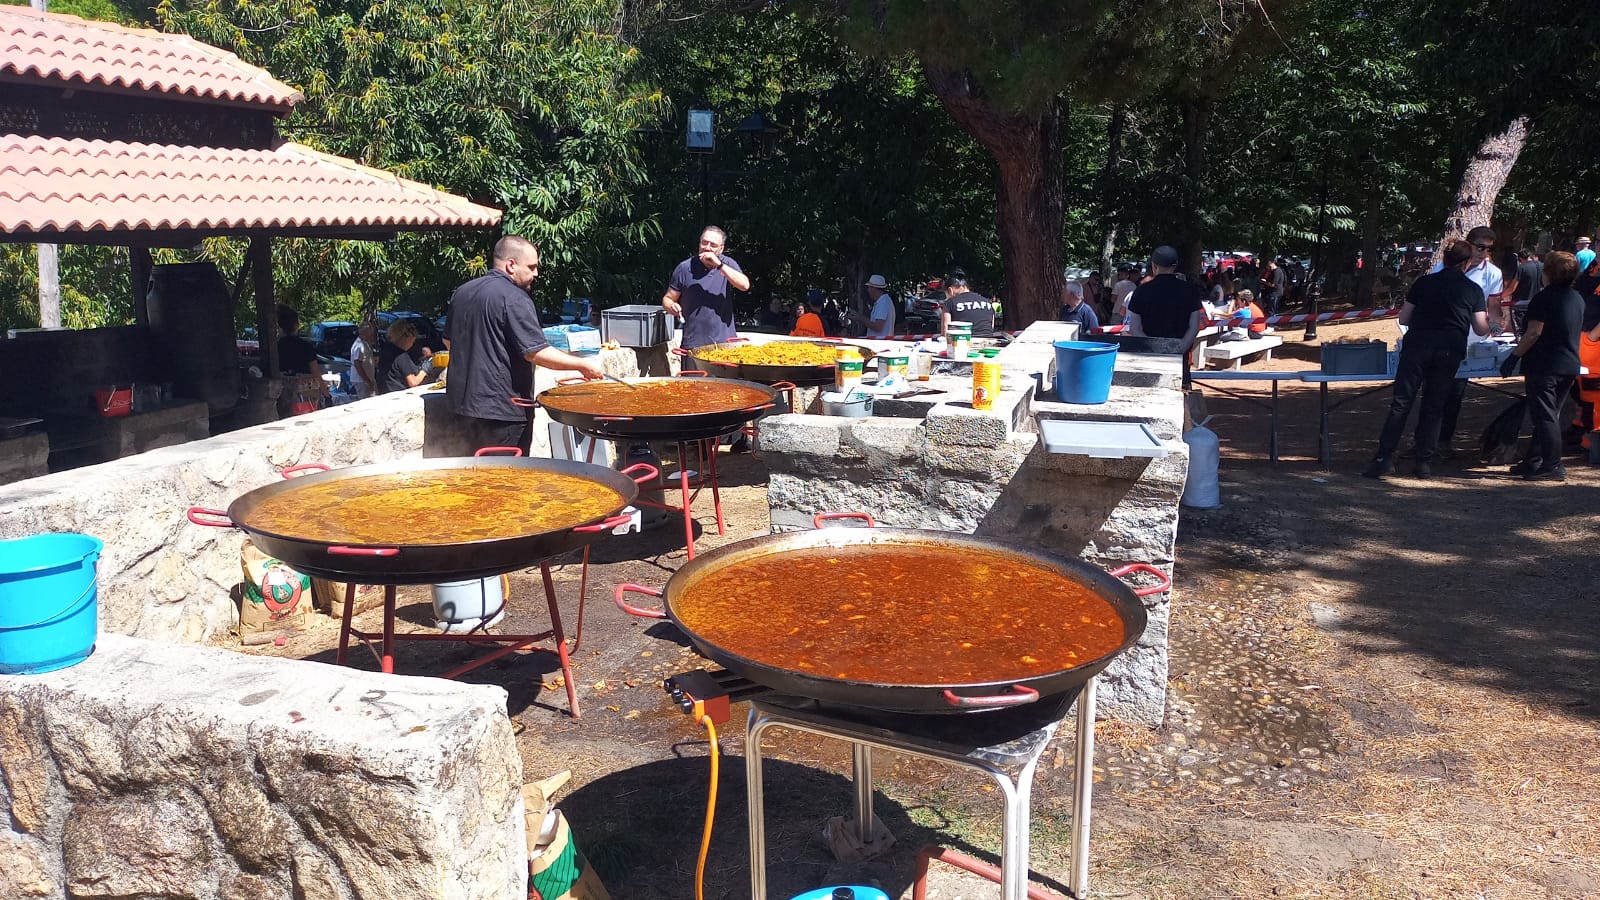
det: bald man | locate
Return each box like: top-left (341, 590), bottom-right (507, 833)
top-left (443, 235), bottom-right (603, 453)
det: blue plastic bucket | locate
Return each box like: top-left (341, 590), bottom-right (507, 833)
top-left (0, 533), bottom-right (103, 674)
top-left (789, 888), bottom-right (891, 900)
top-left (1053, 339), bottom-right (1118, 404)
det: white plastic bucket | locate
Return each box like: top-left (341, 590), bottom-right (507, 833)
top-left (431, 575), bottom-right (510, 632)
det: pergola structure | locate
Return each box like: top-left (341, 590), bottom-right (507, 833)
top-left (0, 5), bottom-right (501, 381)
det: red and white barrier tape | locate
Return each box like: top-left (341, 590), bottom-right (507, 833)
top-left (1263, 306), bottom-right (1398, 326)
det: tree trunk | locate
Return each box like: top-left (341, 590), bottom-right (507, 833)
top-left (922, 62), bottom-right (1062, 328)
top-left (1098, 103), bottom-right (1126, 279)
top-left (1176, 97), bottom-right (1213, 279)
top-left (1431, 116), bottom-right (1531, 267)
top-left (1354, 171), bottom-right (1382, 308)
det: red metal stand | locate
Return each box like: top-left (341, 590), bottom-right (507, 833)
top-left (333, 559), bottom-right (584, 716)
top-left (586, 434), bottom-right (729, 560)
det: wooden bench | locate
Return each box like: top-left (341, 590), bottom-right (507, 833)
top-left (1204, 334), bottom-right (1283, 370)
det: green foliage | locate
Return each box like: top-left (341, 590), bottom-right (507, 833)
top-left (155, 0), bottom-right (664, 318)
top-left (0, 244), bottom-right (133, 331)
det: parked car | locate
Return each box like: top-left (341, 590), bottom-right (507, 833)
top-left (540, 297), bottom-right (593, 327)
top-left (308, 321), bottom-right (359, 360)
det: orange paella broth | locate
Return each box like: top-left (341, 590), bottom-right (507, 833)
top-left (540, 378), bottom-right (771, 416)
top-left (674, 544), bottom-right (1128, 685)
top-left (243, 468), bottom-right (624, 545)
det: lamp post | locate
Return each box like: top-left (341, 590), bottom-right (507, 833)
top-left (686, 108), bottom-right (714, 226)
top-left (1304, 142), bottom-right (1332, 340)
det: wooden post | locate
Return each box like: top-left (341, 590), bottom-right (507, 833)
top-left (130, 246), bottom-right (153, 326)
top-left (249, 237), bottom-right (278, 378)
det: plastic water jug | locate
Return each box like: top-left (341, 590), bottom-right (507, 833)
top-left (1181, 416), bottom-right (1221, 508)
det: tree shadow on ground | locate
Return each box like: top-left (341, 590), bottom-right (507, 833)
top-left (1199, 387), bottom-right (1600, 718)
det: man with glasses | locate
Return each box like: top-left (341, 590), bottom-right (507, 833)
top-left (442, 234), bottom-right (604, 454)
top-left (1429, 226), bottom-right (1504, 457)
top-left (662, 225), bottom-right (750, 351)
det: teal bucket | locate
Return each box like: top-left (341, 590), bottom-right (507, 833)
top-left (0, 533), bottom-right (103, 674)
top-left (1053, 339), bottom-right (1118, 404)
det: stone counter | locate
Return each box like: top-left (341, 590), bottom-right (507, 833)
top-left (756, 323), bottom-right (1188, 723)
top-left (0, 635), bottom-right (525, 900)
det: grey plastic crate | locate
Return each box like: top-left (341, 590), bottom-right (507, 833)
top-left (602, 305), bottom-right (673, 347)
top-left (1320, 341), bottom-right (1388, 375)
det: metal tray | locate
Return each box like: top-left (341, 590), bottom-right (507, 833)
top-left (1038, 419), bottom-right (1168, 459)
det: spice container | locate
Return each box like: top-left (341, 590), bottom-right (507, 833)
top-left (834, 346), bottom-right (864, 393)
top-left (879, 353), bottom-right (909, 381)
top-left (947, 322), bottom-right (972, 359)
top-left (971, 360), bottom-right (1002, 411)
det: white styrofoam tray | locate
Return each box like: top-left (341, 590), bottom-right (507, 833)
top-left (1037, 418), bottom-right (1169, 459)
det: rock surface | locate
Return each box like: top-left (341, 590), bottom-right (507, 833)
top-left (0, 635), bottom-right (525, 900)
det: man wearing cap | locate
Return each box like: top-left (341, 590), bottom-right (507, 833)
top-left (1127, 245), bottom-right (1205, 351)
top-left (864, 274), bottom-right (896, 338)
top-left (1576, 236), bottom-right (1594, 274)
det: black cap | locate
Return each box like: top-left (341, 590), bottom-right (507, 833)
top-left (831, 890), bottom-right (856, 900)
top-left (1151, 245), bottom-right (1180, 267)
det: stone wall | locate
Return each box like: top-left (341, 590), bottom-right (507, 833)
top-left (0, 348), bottom-right (637, 645)
top-left (757, 324), bottom-right (1188, 724)
top-left (0, 635), bottom-right (526, 900)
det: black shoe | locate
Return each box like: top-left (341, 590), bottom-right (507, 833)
top-left (1413, 461), bottom-right (1433, 478)
top-left (1509, 459), bottom-right (1537, 476)
top-left (1361, 458), bottom-right (1394, 479)
top-left (1524, 465), bottom-right (1568, 481)
top-left (729, 435), bottom-right (752, 454)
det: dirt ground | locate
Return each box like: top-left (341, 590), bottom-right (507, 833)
top-left (249, 324), bottom-right (1600, 898)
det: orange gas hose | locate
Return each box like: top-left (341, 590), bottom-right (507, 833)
top-left (695, 714), bottom-right (720, 900)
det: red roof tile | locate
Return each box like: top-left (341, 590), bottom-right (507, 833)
top-left (0, 135), bottom-right (502, 238)
top-left (0, 6), bottom-right (302, 110)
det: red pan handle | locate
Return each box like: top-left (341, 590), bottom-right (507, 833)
top-left (280, 462), bottom-right (330, 477)
top-left (771, 380), bottom-right (797, 392)
top-left (813, 511), bottom-right (876, 529)
top-left (740, 402), bottom-right (776, 414)
top-left (574, 512), bottom-right (636, 533)
top-left (942, 685), bottom-right (1040, 708)
top-left (474, 446), bottom-right (523, 457)
top-left (679, 370), bottom-right (709, 377)
top-left (510, 396), bottom-right (538, 408)
top-left (615, 583), bottom-right (667, 619)
top-left (1107, 563), bottom-right (1172, 597)
top-left (328, 545), bottom-right (400, 557)
top-left (186, 507), bottom-right (233, 528)
top-left (620, 462), bottom-right (660, 484)
top-left (594, 415), bottom-right (634, 422)
top-left (670, 346), bottom-right (690, 357)
top-left (557, 376), bottom-right (588, 385)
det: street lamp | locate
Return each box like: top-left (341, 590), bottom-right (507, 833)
top-left (687, 108), bottom-right (714, 226)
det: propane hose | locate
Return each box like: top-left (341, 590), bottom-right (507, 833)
top-left (695, 714), bottom-right (720, 900)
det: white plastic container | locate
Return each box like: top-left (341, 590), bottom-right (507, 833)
top-left (431, 575), bottom-right (510, 633)
top-left (1181, 416), bottom-right (1221, 508)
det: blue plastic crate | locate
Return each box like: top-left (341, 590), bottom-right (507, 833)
top-left (546, 324), bottom-right (600, 353)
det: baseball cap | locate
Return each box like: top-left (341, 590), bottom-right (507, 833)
top-left (866, 274), bottom-right (889, 289)
top-left (1151, 245), bottom-right (1180, 267)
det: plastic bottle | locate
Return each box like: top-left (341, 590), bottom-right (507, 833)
top-left (1181, 415), bottom-right (1221, 508)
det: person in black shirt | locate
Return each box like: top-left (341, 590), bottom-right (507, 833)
top-left (275, 305), bottom-right (326, 417)
top-left (1510, 249), bottom-right (1543, 333)
top-left (1363, 238), bottom-right (1491, 479)
top-left (940, 272), bottom-right (997, 336)
top-left (1504, 251), bottom-right (1584, 480)
top-left (378, 320), bottom-right (434, 393)
top-left (1127, 245), bottom-right (1204, 347)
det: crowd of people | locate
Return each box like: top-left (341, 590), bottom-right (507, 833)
top-left (1059, 253), bottom-right (1305, 331)
top-left (1364, 228), bottom-right (1600, 482)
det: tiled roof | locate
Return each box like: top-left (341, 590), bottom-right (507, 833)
top-left (0, 135), bottom-right (502, 238)
top-left (0, 6), bottom-right (302, 110)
